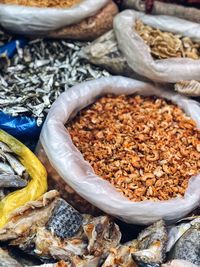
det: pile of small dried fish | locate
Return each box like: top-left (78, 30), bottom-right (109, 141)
top-left (0, 141), bottom-right (28, 200)
top-left (135, 20), bottom-right (200, 60)
top-left (0, 30), bottom-right (110, 126)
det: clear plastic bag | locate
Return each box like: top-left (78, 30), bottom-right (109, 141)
top-left (0, 0), bottom-right (109, 34)
top-left (38, 76), bottom-right (200, 225)
top-left (113, 10), bottom-right (200, 83)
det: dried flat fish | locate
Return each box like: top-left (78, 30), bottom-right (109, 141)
top-left (0, 174), bottom-right (27, 188)
top-left (0, 31), bottom-right (110, 126)
top-left (175, 80), bottom-right (200, 97)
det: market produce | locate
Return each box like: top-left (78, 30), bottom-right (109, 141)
top-left (0, 36), bottom-right (110, 126)
top-left (38, 76), bottom-right (200, 224)
top-left (135, 20), bottom-right (200, 60)
top-left (0, 190), bottom-right (170, 266)
top-left (162, 260), bottom-right (198, 267)
top-left (114, 10), bottom-right (200, 82)
top-left (80, 30), bottom-right (140, 78)
top-left (175, 80), bottom-right (200, 97)
top-left (67, 94), bottom-right (200, 202)
top-left (123, 0), bottom-right (200, 24)
top-left (0, 0), bottom-right (81, 8)
top-left (48, 1), bottom-right (119, 41)
top-left (167, 216), bottom-right (200, 265)
top-left (0, 190), bottom-right (121, 262)
top-left (0, 130), bottom-right (47, 228)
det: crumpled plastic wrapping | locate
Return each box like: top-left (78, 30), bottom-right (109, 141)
top-left (0, 112), bottom-right (42, 150)
top-left (38, 76), bottom-right (200, 225)
top-left (113, 10), bottom-right (200, 83)
top-left (0, 0), bottom-right (109, 34)
top-left (0, 130), bottom-right (47, 228)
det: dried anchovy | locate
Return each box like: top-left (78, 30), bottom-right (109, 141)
top-left (0, 35), bottom-right (110, 126)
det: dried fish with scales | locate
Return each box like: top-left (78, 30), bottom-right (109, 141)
top-left (135, 20), bottom-right (200, 60)
top-left (0, 34), bottom-right (110, 126)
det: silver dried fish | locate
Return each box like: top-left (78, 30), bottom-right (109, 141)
top-left (0, 33), bottom-right (110, 126)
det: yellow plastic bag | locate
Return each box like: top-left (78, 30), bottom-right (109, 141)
top-left (0, 129), bottom-right (47, 228)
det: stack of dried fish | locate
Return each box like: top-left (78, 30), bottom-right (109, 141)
top-left (135, 20), bottom-right (200, 60)
top-left (0, 33), bottom-right (110, 126)
top-left (0, 141), bottom-right (28, 200)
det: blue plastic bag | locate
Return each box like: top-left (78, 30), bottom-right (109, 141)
top-left (0, 112), bottom-right (42, 150)
top-left (0, 38), bottom-right (42, 150)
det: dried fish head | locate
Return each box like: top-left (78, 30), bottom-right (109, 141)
top-left (132, 220), bottom-right (167, 265)
top-left (168, 218), bottom-right (200, 266)
top-left (83, 216), bottom-right (121, 256)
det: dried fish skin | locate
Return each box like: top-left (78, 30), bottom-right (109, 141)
top-left (0, 190), bottom-right (59, 242)
top-left (168, 222), bottom-right (200, 266)
top-left (0, 162), bottom-right (14, 174)
top-left (175, 80), bottom-right (200, 97)
top-left (4, 152), bottom-right (25, 176)
top-left (83, 216), bottom-right (121, 256)
top-left (0, 173), bottom-right (27, 188)
top-left (102, 242), bottom-right (138, 267)
top-left (132, 220), bottom-right (167, 265)
top-left (0, 248), bottom-right (22, 267)
top-left (47, 199), bottom-right (83, 239)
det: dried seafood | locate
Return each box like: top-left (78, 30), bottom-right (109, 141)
top-left (0, 36), bottom-right (110, 126)
top-left (0, 141), bottom-right (29, 200)
top-left (67, 95), bottom-right (200, 202)
top-left (0, 190), bottom-right (121, 262)
top-left (0, 248), bottom-right (22, 267)
top-left (167, 216), bottom-right (200, 266)
top-left (0, 0), bottom-right (81, 8)
top-left (135, 20), bottom-right (200, 60)
top-left (0, 191), bottom-right (170, 266)
top-left (175, 80), bottom-right (200, 97)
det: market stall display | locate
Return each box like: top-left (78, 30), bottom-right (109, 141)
top-left (0, 29), bottom-right (110, 148)
top-left (38, 76), bottom-right (200, 225)
top-left (114, 10), bottom-right (200, 83)
top-left (0, 2), bottom-right (200, 266)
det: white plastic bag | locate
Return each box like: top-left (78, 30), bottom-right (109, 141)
top-left (113, 10), bottom-right (200, 83)
top-left (39, 76), bottom-right (200, 225)
top-left (0, 0), bottom-right (109, 34)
